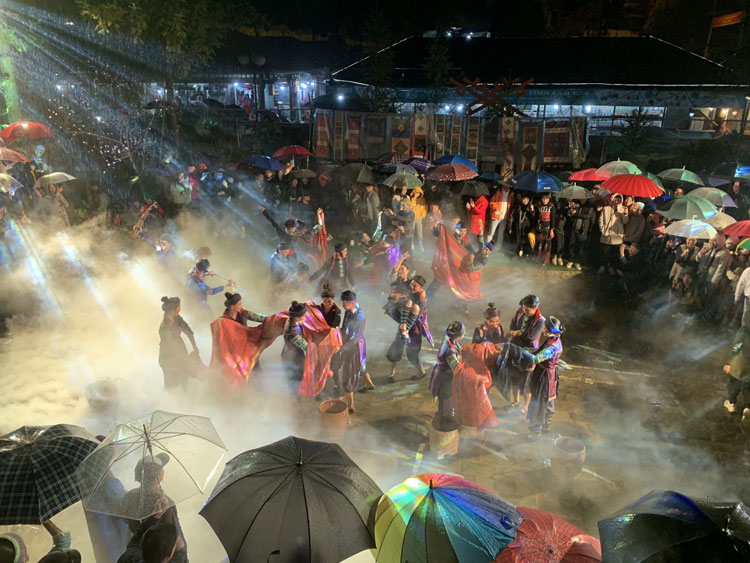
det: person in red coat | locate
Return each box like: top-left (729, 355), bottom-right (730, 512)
top-left (466, 195), bottom-right (488, 251)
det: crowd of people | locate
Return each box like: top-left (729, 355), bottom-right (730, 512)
top-left (4, 142), bottom-right (750, 562)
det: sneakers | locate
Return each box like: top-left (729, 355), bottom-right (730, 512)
top-left (518, 250), bottom-right (524, 257)
top-left (575, 263), bottom-right (582, 271)
top-left (724, 400), bottom-right (736, 413)
top-left (565, 261), bottom-right (573, 269)
top-left (553, 256), bottom-right (561, 266)
top-left (743, 408), bottom-right (750, 421)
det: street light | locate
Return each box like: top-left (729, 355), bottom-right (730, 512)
top-left (337, 94), bottom-right (345, 102)
top-left (585, 105), bottom-right (592, 112)
top-left (443, 104), bottom-right (450, 110)
top-left (457, 104), bottom-right (464, 111)
top-left (552, 104), bottom-right (560, 111)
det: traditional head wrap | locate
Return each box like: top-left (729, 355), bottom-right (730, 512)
top-left (545, 316), bottom-right (564, 335)
top-left (0, 533), bottom-right (27, 563)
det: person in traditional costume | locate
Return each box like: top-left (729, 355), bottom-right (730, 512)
top-left (258, 205), bottom-right (321, 251)
top-left (507, 294), bottom-right (545, 407)
top-left (429, 321), bottom-right (465, 425)
top-left (270, 242), bottom-right (298, 286)
top-left (158, 297), bottom-right (199, 390)
top-left (312, 283), bottom-right (342, 328)
top-left (222, 292), bottom-right (267, 326)
top-left (337, 290), bottom-right (371, 413)
top-left (309, 242), bottom-right (355, 292)
top-left (524, 316), bottom-right (564, 435)
top-left (186, 259), bottom-right (233, 306)
top-left (281, 301), bottom-right (310, 392)
top-left (386, 274), bottom-right (431, 382)
top-left (472, 302), bottom-right (504, 345)
top-left (534, 194), bottom-right (556, 265)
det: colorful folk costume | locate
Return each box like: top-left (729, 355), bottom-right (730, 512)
top-left (309, 243), bottom-right (355, 292)
top-left (158, 297), bottom-right (199, 389)
top-left (472, 302), bottom-right (504, 345)
top-left (508, 295), bottom-right (545, 404)
top-left (526, 316), bottom-right (565, 434)
top-left (186, 259), bottom-right (225, 306)
top-left (385, 275), bottom-right (432, 380)
top-left (429, 321), bottom-right (465, 424)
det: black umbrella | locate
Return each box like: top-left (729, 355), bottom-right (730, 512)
top-left (0, 425), bottom-right (99, 524)
top-left (459, 180), bottom-right (490, 197)
top-left (200, 436), bottom-right (382, 563)
top-left (598, 490), bottom-right (750, 562)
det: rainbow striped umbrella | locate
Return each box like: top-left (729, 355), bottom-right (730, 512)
top-left (374, 473), bottom-right (521, 563)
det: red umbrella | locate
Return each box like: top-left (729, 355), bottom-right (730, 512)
top-left (272, 145), bottom-right (313, 159)
top-left (601, 174), bottom-right (661, 198)
top-left (425, 163), bottom-right (478, 182)
top-left (496, 507), bottom-right (602, 563)
top-left (569, 168), bottom-right (608, 182)
top-left (0, 147), bottom-right (29, 163)
top-left (0, 122), bottom-right (54, 144)
top-left (722, 220), bottom-right (750, 238)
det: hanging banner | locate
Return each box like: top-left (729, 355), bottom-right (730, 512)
top-left (516, 119), bottom-right (545, 171)
top-left (449, 116), bottom-right (462, 154)
top-left (345, 116), bottom-right (361, 161)
top-left (391, 116), bottom-right (412, 154)
top-left (412, 114), bottom-right (429, 157)
top-left (365, 115), bottom-right (387, 158)
top-left (333, 111), bottom-right (345, 161)
top-left (433, 114), bottom-right (447, 154)
top-left (543, 120), bottom-right (570, 164)
top-left (466, 116), bottom-right (480, 163)
top-left (314, 112), bottom-right (330, 158)
top-left (499, 117), bottom-right (516, 175)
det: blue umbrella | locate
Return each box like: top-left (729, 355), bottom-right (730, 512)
top-left (242, 155), bottom-right (283, 171)
top-left (511, 171), bottom-right (564, 193)
top-left (433, 154), bottom-right (479, 173)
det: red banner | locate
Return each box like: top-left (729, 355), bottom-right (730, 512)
top-left (346, 116), bottom-right (361, 160)
top-left (713, 11), bottom-right (744, 28)
top-left (315, 112), bottom-right (329, 158)
top-left (431, 224), bottom-right (484, 301)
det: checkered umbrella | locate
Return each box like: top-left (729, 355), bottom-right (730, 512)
top-left (0, 424), bottom-right (99, 524)
top-left (376, 152), bottom-right (410, 166)
top-left (425, 163), bottom-right (478, 182)
top-left (405, 157), bottom-right (434, 172)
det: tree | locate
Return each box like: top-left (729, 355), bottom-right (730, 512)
top-left (361, 8), bottom-right (397, 113)
top-left (76, 0), bottom-right (266, 145)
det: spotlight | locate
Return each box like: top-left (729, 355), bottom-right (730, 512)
top-left (552, 104), bottom-right (560, 111)
top-left (689, 112), bottom-right (695, 117)
top-left (585, 105), bottom-right (592, 112)
top-left (95, 116), bottom-right (101, 122)
top-left (280, 85), bottom-right (286, 91)
top-left (443, 104), bottom-right (450, 110)
top-left (233, 82), bottom-right (239, 87)
top-left (337, 94), bottom-right (345, 101)
top-left (457, 104), bottom-right (464, 111)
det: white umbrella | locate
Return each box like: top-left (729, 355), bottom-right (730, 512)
top-left (665, 219), bottom-right (717, 240)
top-left (705, 211), bottom-right (736, 230)
top-left (689, 187), bottom-right (737, 208)
top-left (0, 173), bottom-right (23, 195)
top-left (34, 172), bottom-right (76, 188)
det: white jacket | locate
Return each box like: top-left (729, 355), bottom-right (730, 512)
top-left (735, 267), bottom-right (750, 302)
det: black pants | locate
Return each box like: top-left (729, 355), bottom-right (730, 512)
top-left (728, 376), bottom-right (750, 405)
top-left (386, 332), bottom-right (423, 368)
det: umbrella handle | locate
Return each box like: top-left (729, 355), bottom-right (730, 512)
top-left (267, 550), bottom-right (280, 563)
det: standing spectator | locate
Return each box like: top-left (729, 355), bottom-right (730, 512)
top-left (598, 194), bottom-right (629, 274)
top-left (729, 181), bottom-right (750, 220)
top-left (564, 200), bottom-right (593, 270)
top-left (486, 181), bottom-right (513, 248)
top-left (722, 328), bottom-right (750, 420)
top-left (623, 202), bottom-right (645, 245)
top-left (364, 184), bottom-right (380, 233)
top-left (391, 185), bottom-right (407, 212)
top-left (44, 184), bottom-right (71, 228)
top-left (669, 237), bottom-right (698, 282)
top-left (509, 194), bottom-right (535, 257)
top-left (534, 194), bottom-right (556, 265)
top-left (466, 194), bottom-right (488, 251)
top-left (410, 186), bottom-right (427, 252)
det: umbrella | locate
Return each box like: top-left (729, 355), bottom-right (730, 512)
top-left (290, 168), bottom-right (317, 180)
top-left (459, 180), bottom-right (490, 197)
top-left (479, 171), bottom-right (503, 182)
top-left (737, 238), bottom-right (750, 251)
top-left (0, 147), bottom-right (29, 163)
top-left (596, 159), bottom-right (641, 178)
top-left (705, 211), bottom-right (736, 230)
top-left (384, 172), bottom-right (423, 190)
top-left (200, 436), bottom-right (382, 563)
top-left (556, 185), bottom-right (594, 200)
top-left (664, 219), bottom-right (717, 239)
top-left (405, 157), bottom-right (434, 172)
top-left (698, 173), bottom-right (732, 188)
top-left (568, 168), bottom-right (608, 182)
top-left (34, 172), bottom-right (76, 188)
top-left (242, 155), bottom-right (283, 171)
top-left (711, 161), bottom-right (744, 178)
top-left (76, 410), bottom-right (226, 521)
top-left (656, 195), bottom-right (718, 220)
top-left (639, 170), bottom-right (665, 191)
top-left (0, 424), bottom-right (99, 524)
top-left (511, 171), bottom-right (564, 193)
top-left (598, 490), bottom-right (750, 563)
top-left (600, 174), bottom-right (662, 198)
top-left (203, 98), bottom-right (225, 108)
top-left (378, 162), bottom-right (418, 175)
top-left (495, 507), bottom-right (601, 563)
top-left (433, 154), bottom-right (479, 172)
top-left (340, 163), bottom-right (376, 184)
top-left (376, 152), bottom-right (410, 166)
top-left (723, 220), bottom-right (750, 238)
top-left (0, 173), bottom-right (23, 195)
top-left (273, 145), bottom-right (313, 159)
top-left (689, 187), bottom-right (736, 208)
top-left (374, 473), bottom-right (521, 563)
top-left (658, 166), bottom-right (703, 186)
top-left (426, 163), bottom-right (478, 182)
top-left (0, 122), bottom-right (54, 144)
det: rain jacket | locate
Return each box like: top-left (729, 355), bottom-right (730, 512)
top-left (467, 196), bottom-right (489, 235)
top-left (410, 187), bottom-right (428, 221)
